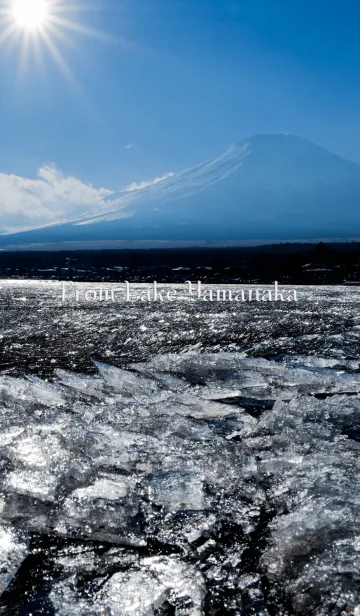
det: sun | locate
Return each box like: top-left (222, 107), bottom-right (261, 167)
top-left (0, 0), bottom-right (122, 91)
top-left (12, 0), bottom-right (48, 30)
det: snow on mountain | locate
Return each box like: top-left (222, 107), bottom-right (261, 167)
top-left (2, 134), bottom-right (360, 243)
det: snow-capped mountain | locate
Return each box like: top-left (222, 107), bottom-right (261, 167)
top-left (3, 133), bottom-right (360, 244)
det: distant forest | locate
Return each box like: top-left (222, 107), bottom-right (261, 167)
top-left (1, 242), bottom-right (360, 285)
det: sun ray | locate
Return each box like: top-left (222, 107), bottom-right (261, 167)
top-left (39, 27), bottom-right (77, 87)
top-left (0, 1), bottom-right (101, 106)
top-left (50, 13), bottom-right (153, 55)
top-left (50, 3), bottom-right (102, 15)
top-left (0, 0), bottom-right (122, 81)
top-left (17, 28), bottom-right (32, 82)
top-left (49, 14), bottom-right (119, 46)
top-left (0, 23), bottom-right (20, 46)
top-left (0, 0), bottom-right (155, 124)
top-left (0, 0), bottom-right (155, 89)
top-left (46, 23), bottom-right (79, 53)
top-left (31, 30), bottom-right (46, 74)
top-left (41, 25), bottom-right (110, 129)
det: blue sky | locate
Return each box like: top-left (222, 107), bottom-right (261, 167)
top-left (0, 0), bottom-right (360, 232)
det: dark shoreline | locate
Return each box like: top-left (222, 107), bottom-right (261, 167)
top-left (1, 242), bottom-right (360, 285)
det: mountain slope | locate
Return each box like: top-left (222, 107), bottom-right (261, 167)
top-left (2, 134), bottom-right (360, 244)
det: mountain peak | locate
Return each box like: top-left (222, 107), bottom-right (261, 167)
top-left (1, 134), bottom-right (360, 245)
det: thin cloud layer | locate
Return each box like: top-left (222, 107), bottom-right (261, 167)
top-left (124, 172), bottom-right (174, 193)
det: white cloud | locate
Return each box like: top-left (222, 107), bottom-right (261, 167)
top-left (124, 172), bottom-right (174, 193)
top-left (125, 143), bottom-right (134, 149)
top-left (0, 164), bottom-right (114, 234)
top-left (0, 164), bottom-right (177, 235)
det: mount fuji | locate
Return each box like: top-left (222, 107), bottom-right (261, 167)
top-left (2, 134), bottom-right (360, 245)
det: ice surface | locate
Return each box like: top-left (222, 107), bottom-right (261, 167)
top-left (58, 473), bottom-right (144, 545)
top-left (145, 470), bottom-right (205, 511)
top-left (100, 557), bottom-right (205, 616)
top-left (0, 350), bottom-right (360, 614)
top-left (49, 555), bottom-right (204, 616)
top-left (0, 525), bottom-right (29, 595)
top-left (131, 353), bottom-right (360, 398)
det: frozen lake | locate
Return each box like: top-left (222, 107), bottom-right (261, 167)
top-left (1, 280), bottom-right (360, 376)
top-left (0, 281), bottom-right (359, 615)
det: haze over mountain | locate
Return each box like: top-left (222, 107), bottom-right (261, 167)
top-left (2, 134), bottom-right (360, 246)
